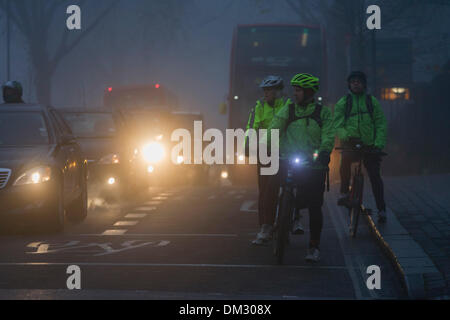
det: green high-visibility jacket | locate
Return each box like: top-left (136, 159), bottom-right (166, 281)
top-left (244, 97), bottom-right (290, 152)
top-left (266, 101), bottom-right (335, 168)
top-left (333, 93), bottom-right (387, 149)
top-left (245, 97), bottom-right (291, 131)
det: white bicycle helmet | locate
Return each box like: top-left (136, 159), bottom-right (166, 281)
top-left (259, 76), bottom-right (284, 89)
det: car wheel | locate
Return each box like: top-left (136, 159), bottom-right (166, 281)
top-left (43, 185), bottom-right (65, 233)
top-left (67, 174), bottom-right (88, 223)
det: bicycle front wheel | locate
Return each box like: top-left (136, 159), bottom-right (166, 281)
top-left (349, 206), bottom-right (361, 238)
top-left (273, 190), bottom-right (293, 265)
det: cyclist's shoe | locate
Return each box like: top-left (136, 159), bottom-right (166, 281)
top-left (251, 224), bottom-right (273, 246)
top-left (305, 247), bottom-right (321, 263)
top-left (292, 219), bottom-right (305, 235)
top-left (338, 194), bottom-right (350, 208)
top-left (378, 210), bottom-right (387, 223)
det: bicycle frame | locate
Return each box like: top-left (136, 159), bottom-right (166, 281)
top-left (273, 158), bottom-right (310, 264)
top-left (336, 145), bottom-right (387, 237)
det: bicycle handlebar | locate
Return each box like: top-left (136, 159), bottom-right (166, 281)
top-left (335, 147), bottom-right (387, 157)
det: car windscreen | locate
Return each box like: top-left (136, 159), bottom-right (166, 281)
top-left (0, 112), bottom-right (49, 146)
top-left (62, 112), bottom-right (116, 138)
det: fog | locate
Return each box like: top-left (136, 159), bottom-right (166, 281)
top-left (1, 0), bottom-right (449, 174)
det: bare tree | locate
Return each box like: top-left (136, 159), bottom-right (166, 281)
top-left (0, 0), bottom-right (119, 104)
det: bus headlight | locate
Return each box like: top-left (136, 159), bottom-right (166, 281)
top-left (142, 142), bottom-right (165, 163)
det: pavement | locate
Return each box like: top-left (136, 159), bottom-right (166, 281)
top-left (0, 183), bottom-right (407, 300)
top-left (348, 173), bottom-right (450, 299)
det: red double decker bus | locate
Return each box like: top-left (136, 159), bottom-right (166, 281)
top-left (227, 24), bottom-right (327, 184)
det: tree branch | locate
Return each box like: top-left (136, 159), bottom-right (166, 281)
top-left (52, 0), bottom-right (120, 64)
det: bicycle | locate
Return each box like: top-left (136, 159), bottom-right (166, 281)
top-left (272, 155), bottom-right (317, 265)
top-left (336, 144), bottom-right (387, 238)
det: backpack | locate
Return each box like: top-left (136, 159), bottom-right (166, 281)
top-left (345, 94), bottom-right (374, 122)
top-left (287, 102), bottom-right (323, 128)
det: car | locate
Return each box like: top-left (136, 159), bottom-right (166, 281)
top-left (0, 104), bottom-right (88, 232)
top-left (59, 108), bottom-right (131, 202)
top-left (120, 108), bottom-right (174, 187)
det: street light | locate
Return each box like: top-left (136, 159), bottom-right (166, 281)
top-left (6, 0), bottom-right (11, 80)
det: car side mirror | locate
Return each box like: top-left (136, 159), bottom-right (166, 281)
top-left (61, 134), bottom-right (76, 145)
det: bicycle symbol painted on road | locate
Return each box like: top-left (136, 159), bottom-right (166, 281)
top-left (26, 240), bottom-right (170, 256)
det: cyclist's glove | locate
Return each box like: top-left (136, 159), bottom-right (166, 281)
top-left (370, 146), bottom-right (382, 154)
top-left (318, 151), bottom-right (331, 167)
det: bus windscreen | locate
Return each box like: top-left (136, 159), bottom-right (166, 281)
top-left (236, 26), bottom-right (322, 71)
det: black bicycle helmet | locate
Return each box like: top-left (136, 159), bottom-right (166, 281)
top-left (2, 80), bottom-right (24, 103)
top-left (347, 71), bottom-right (367, 87)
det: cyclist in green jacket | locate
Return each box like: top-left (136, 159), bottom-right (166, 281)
top-left (267, 73), bottom-right (335, 262)
top-left (245, 76), bottom-right (291, 246)
top-left (333, 71), bottom-right (388, 222)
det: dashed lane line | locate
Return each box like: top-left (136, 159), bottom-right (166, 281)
top-left (152, 197), bottom-right (168, 200)
top-left (114, 221), bottom-right (138, 227)
top-left (143, 201), bottom-right (162, 206)
top-left (125, 213), bottom-right (147, 219)
top-left (102, 230), bottom-right (127, 236)
top-left (131, 206), bottom-right (156, 212)
top-left (240, 200), bottom-right (257, 213)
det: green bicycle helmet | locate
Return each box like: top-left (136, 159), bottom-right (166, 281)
top-left (290, 73), bottom-right (319, 92)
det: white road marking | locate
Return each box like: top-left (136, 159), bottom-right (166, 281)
top-left (125, 213), bottom-right (147, 219)
top-left (132, 206), bottom-right (156, 211)
top-left (0, 262), bottom-right (348, 270)
top-left (25, 240), bottom-right (170, 256)
top-left (114, 221), bottom-right (138, 226)
top-left (152, 197), bottom-right (168, 200)
top-left (0, 289), bottom-right (361, 300)
top-left (94, 240), bottom-right (170, 256)
top-left (102, 230), bottom-right (127, 236)
top-left (240, 200), bottom-right (257, 213)
top-left (78, 233), bottom-right (239, 238)
top-left (143, 201), bottom-right (161, 206)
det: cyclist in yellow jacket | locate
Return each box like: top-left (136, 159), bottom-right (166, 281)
top-left (245, 76), bottom-right (291, 245)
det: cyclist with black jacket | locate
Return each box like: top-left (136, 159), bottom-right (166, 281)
top-left (333, 71), bottom-right (388, 222)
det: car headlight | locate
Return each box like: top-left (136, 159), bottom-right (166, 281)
top-left (14, 166), bottom-right (52, 186)
top-left (98, 153), bottom-right (120, 164)
top-left (142, 142), bottom-right (165, 163)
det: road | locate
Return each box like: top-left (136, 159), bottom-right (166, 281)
top-left (0, 184), bottom-right (407, 300)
